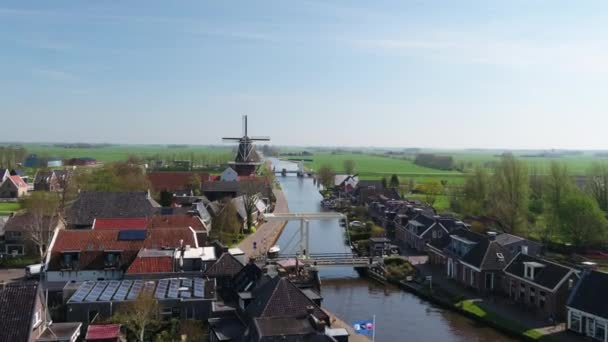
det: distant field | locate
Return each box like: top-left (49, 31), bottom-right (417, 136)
top-left (18, 144), bottom-right (234, 163)
top-left (0, 202), bottom-right (22, 216)
top-left (428, 150), bottom-right (608, 175)
top-left (302, 152), bottom-right (465, 184)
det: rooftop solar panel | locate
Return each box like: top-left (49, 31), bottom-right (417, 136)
top-left (99, 281), bottom-right (121, 302)
top-left (113, 280), bottom-right (133, 301)
top-left (181, 278), bottom-right (192, 288)
top-left (167, 279), bottom-right (180, 299)
top-left (193, 279), bottom-right (204, 298)
top-left (70, 281), bottom-right (95, 303)
top-left (118, 229), bottom-right (147, 241)
top-left (180, 291), bottom-right (192, 298)
top-left (155, 279), bottom-right (169, 299)
top-left (127, 280), bottom-right (144, 300)
top-left (85, 281), bottom-right (108, 302)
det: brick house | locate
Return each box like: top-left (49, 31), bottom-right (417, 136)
top-left (567, 270), bottom-right (608, 341)
top-left (0, 282), bottom-right (82, 342)
top-left (504, 253), bottom-right (579, 320)
top-left (428, 229), bottom-right (512, 293)
top-left (3, 213), bottom-right (63, 257)
top-left (44, 226), bottom-right (199, 284)
top-left (33, 170), bottom-right (69, 192)
top-left (0, 175), bottom-right (28, 198)
top-left (396, 213), bottom-right (466, 252)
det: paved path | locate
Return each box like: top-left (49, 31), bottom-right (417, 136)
top-left (415, 262), bottom-right (580, 342)
top-left (239, 188), bottom-right (289, 259)
top-left (324, 309), bottom-right (371, 342)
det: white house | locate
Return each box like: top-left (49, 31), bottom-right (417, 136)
top-left (220, 167), bottom-right (238, 182)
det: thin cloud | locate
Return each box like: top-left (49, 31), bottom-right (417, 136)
top-left (31, 68), bottom-right (77, 81)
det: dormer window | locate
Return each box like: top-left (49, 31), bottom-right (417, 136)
top-left (104, 251), bottom-right (121, 269)
top-left (61, 251), bottom-right (80, 270)
top-left (523, 261), bottom-right (545, 280)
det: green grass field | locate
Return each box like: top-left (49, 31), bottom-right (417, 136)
top-left (19, 144), bottom-right (234, 163)
top-left (303, 152), bottom-right (463, 179)
top-left (0, 202), bottom-right (22, 216)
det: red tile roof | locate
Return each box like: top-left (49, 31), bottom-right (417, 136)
top-left (86, 324), bottom-right (121, 340)
top-left (9, 175), bottom-right (27, 188)
top-left (48, 228), bottom-right (197, 271)
top-left (147, 214), bottom-right (204, 230)
top-left (126, 256), bottom-right (174, 274)
top-left (147, 172), bottom-right (210, 192)
top-left (92, 218), bottom-right (148, 230)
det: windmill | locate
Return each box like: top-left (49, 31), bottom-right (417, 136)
top-left (222, 115), bottom-right (270, 176)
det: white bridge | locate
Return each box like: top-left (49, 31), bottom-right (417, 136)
top-left (261, 213), bottom-right (380, 266)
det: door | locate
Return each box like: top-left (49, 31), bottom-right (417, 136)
top-left (485, 273), bottom-right (494, 290)
top-left (447, 259), bottom-right (453, 278)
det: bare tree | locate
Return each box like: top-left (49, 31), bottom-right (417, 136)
top-left (22, 192), bottom-right (61, 262)
top-left (240, 180), bottom-right (262, 233)
top-left (211, 198), bottom-right (241, 244)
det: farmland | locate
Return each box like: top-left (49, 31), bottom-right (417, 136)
top-left (301, 152), bottom-right (464, 183)
top-left (14, 144), bottom-right (234, 164)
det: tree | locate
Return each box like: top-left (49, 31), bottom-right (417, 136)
top-left (557, 190), bottom-right (608, 248)
top-left (418, 180), bottom-right (444, 207)
top-left (240, 180), bottom-right (262, 233)
top-left (544, 161), bottom-right (574, 241)
top-left (389, 174), bottom-right (400, 188)
top-left (211, 199), bottom-right (241, 244)
top-left (461, 166), bottom-right (491, 215)
top-left (343, 159), bottom-right (356, 174)
top-left (187, 174), bottom-right (202, 196)
top-left (114, 291), bottom-right (159, 342)
top-left (586, 162), bottom-right (608, 212)
top-left (317, 165), bottom-right (335, 189)
top-left (381, 177), bottom-right (388, 189)
top-left (491, 155), bottom-right (529, 235)
top-left (22, 192), bottom-right (61, 262)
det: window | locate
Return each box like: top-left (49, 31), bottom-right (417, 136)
top-left (438, 230), bottom-right (443, 238)
top-left (570, 312), bottom-right (581, 332)
top-left (539, 291), bottom-right (546, 308)
top-left (529, 287), bottom-right (536, 304)
top-left (525, 265), bottom-right (532, 279)
top-left (432, 231), bottom-right (437, 239)
top-left (595, 321), bottom-right (606, 341)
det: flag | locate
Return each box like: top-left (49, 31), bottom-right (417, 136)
top-left (353, 320), bottom-right (374, 335)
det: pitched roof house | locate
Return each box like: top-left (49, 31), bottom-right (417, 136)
top-left (33, 170), bottom-right (69, 192)
top-left (427, 229), bottom-right (512, 293)
top-left (396, 213), bottom-right (466, 252)
top-left (4, 212), bottom-right (63, 257)
top-left (0, 175), bottom-right (28, 198)
top-left (0, 282), bottom-right (81, 342)
top-left (504, 253), bottom-right (579, 319)
top-left (0, 168), bottom-right (9, 184)
top-left (567, 270), bottom-right (608, 340)
top-left (209, 277), bottom-right (337, 342)
top-left (45, 227), bottom-right (198, 283)
top-left (146, 171), bottom-right (210, 193)
top-left (67, 191), bottom-right (160, 228)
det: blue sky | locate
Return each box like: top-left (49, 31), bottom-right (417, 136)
top-left (2, 1), bottom-right (608, 149)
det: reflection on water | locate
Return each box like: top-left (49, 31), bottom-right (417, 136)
top-left (269, 158), bottom-right (515, 342)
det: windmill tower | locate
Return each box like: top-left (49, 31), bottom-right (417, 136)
top-left (223, 115), bottom-right (270, 176)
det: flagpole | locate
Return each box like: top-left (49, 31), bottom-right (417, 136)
top-left (372, 314), bottom-right (376, 342)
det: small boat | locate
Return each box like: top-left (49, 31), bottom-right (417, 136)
top-left (267, 245), bottom-right (281, 259)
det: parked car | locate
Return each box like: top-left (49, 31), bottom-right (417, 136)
top-left (350, 221), bottom-right (363, 228)
top-left (25, 263), bottom-right (43, 279)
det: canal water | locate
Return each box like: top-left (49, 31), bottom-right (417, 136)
top-left (270, 158), bottom-right (516, 342)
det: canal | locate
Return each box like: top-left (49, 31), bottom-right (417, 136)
top-left (270, 158), bottom-right (516, 342)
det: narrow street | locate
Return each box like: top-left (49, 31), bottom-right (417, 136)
top-left (238, 188), bottom-right (289, 258)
